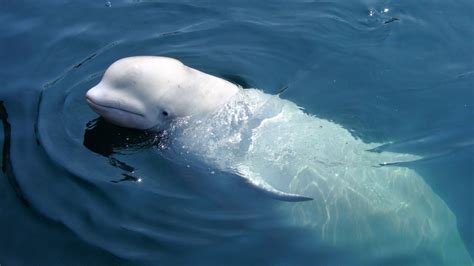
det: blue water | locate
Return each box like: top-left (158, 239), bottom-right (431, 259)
top-left (0, 1), bottom-right (473, 265)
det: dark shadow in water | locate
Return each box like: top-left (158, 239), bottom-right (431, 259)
top-left (0, 101), bottom-right (29, 206)
top-left (221, 74), bottom-right (253, 88)
top-left (83, 117), bottom-right (163, 183)
top-left (83, 117), bottom-right (160, 157)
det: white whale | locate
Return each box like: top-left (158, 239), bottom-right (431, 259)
top-left (86, 56), bottom-right (471, 265)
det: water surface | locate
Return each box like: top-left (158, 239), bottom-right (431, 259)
top-left (0, 0), bottom-right (472, 265)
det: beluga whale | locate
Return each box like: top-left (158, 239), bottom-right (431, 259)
top-left (86, 56), bottom-right (471, 265)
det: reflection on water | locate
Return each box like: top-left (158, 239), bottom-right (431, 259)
top-left (83, 117), bottom-right (160, 157)
top-left (83, 117), bottom-right (160, 183)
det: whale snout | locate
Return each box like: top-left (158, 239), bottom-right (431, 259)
top-left (85, 85), bottom-right (107, 108)
top-left (85, 87), bottom-right (98, 102)
top-left (86, 85), bottom-right (155, 130)
top-left (86, 85), bottom-right (142, 116)
top-left (86, 86), bottom-right (116, 116)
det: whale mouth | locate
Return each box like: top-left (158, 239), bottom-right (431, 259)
top-left (86, 96), bottom-right (145, 118)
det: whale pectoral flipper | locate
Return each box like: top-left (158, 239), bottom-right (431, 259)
top-left (251, 178), bottom-right (314, 202)
top-left (236, 167), bottom-right (313, 202)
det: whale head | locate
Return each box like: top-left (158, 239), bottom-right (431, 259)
top-left (86, 56), bottom-right (183, 130)
top-left (86, 56), bottom-right (239, 130)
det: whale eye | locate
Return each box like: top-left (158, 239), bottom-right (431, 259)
top-left (162, 111), bottom-right (168, 116)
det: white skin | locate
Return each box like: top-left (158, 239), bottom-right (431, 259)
top-left (86, 56), bottom-right (240, 130)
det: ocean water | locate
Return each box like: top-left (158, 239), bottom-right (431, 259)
top-left (0, 0), bottom-right (473, 265)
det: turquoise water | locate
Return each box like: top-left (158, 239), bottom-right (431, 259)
top-left (0, 1), bottom-right (473, 265)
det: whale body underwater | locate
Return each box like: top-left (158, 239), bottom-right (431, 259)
top-left (86, 56), bottom-right (472, 265)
